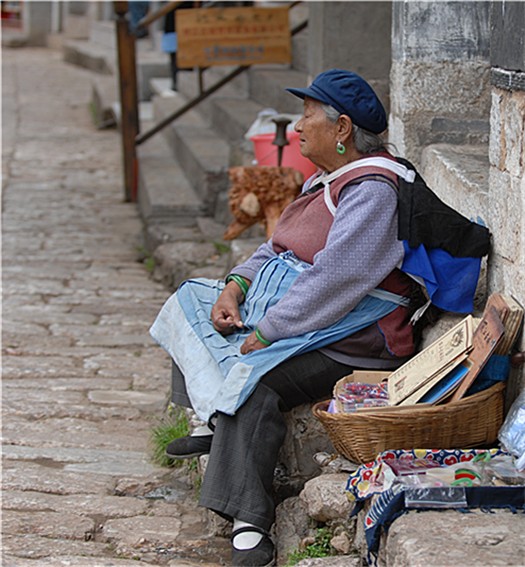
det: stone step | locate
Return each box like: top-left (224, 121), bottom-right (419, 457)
top-left (151, 94), bottom-right (230, 213)
top-left (145, 65), bottom-right (311, 227)
top-left (421, 143), bottom-right (490, 310)
top-left (421, 143), bottom-right (489, 224)
top-left (288, 1), bottom-right (310, 73)
top-left (178, 65), bottom-right (251, 101)
top-left (63, 38), bottom-right (115, 75)
top-left (88, 20), bottom-right (116, 50)
top-left (90, 74), bottom-right (119, 129)
top-left (137, 120), bottom-right (207, 227)
top-left (62, 36), bottom-right (170, 100)
top-left (208, 97), bottom-right (267, 169)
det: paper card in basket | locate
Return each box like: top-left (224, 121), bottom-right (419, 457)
top-left (388, 315), bottom-right (474, 405)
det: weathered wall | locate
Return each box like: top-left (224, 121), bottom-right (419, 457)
top-left (390, 1), bottom-right (524, 395)
top-left (23, 1), bottom-right (53, 46)
top-left (307, 1), bottom-right (392, 111)
top-left (488, 2), bottom-right (525, 397)
top-left (389, 1), bottom-right (491, 165)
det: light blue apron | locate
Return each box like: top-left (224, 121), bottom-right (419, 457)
top-left (150, 252), bottom-right (405, 421)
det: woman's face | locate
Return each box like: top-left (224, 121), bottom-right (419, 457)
top-left (294, 97), bottom-right (339, 171)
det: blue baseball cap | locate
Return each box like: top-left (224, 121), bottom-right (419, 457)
top-left (286, 69), bottom-right (387, 134)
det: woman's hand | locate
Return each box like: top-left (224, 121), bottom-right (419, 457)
top-left (211, 282), bottom-right (245, 335)
top-left (240, 331), bottom-right (269, 354)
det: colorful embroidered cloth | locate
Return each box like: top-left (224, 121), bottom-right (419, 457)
top-left (345, 448), bottom-right (521, 563)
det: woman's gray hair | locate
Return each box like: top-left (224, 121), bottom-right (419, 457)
top-left (320, 103), bottom-right (388, 154)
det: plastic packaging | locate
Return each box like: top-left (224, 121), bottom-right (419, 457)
top-left (498, 389), bottom-right (525, 470)
top-left (484, 454), bottom-right (525, 485)
top-left (404, 486), bottom-right (468, 509)
top-left (333, 381), bottom-right (389, 413)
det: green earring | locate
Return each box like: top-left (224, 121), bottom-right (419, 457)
top-left (336, 141), bottom-right (346, 155)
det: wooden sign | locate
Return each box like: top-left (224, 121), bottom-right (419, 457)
top-left (449, 305), bottom-right (505, 402)
top-left (176, 6), bottom-right (291, 68)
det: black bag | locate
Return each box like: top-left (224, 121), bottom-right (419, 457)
top-left (396, 157), bottom-right (491, 258)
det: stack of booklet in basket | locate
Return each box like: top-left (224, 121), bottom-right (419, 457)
top-left (387, 293), bottom-right (523, 407)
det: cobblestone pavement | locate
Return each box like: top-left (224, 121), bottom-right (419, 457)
top-left (2, 47), bottom-right (230, 566)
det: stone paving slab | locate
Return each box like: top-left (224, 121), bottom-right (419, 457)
top-left (2, 416), bottom-right (154, 451)
top-left (2, 47), bottom-right (230, 566)
top-left (2, 535), bottom-right (113, 561)
top-left (384, 509), bottom-right (525, 566)
top-left (2, 490), bottom-right (150, 518)
top-left (2, 556), bottom-right (161, 567)
top-left (2, 510), bottom-right (96, 541)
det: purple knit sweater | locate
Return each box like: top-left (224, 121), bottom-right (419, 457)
top-left (229, 178), bottom-right (404, 344)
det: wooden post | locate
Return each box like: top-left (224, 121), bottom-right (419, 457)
top-left (114, 1), bottom-right (139, 202)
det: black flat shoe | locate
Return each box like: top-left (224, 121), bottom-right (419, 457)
top-left (165, 434), bottom-right (213, 459)
top-left (231, 526), bottom-right (275, 566)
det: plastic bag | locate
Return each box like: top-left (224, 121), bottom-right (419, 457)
top-left (498, 389), bottom-right (525, 470)
top-left (244, 109), bottom-right (302, 140)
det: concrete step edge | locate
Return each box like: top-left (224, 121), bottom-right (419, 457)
top-left (421, 142), bottom-right (489, 222)
top-left (137, 130), bottom-right (207, 226)
top-left (151, 95), bottom-right (231, 207)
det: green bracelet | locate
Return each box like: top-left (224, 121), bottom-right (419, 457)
top-left (255, 328), bottom-right (272, 346)
top-left (226, 274), bottom-right (249, 298)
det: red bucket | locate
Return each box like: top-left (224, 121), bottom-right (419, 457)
top-left (250, 131), bottom-right (317, 180)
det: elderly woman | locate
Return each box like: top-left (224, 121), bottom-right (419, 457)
top-left (150, 69), bottom-right (424, 566)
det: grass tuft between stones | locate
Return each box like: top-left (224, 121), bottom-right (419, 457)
top-left (285, 527), bottom-right (335, 565)
top-left (150, 405), bottom-right (190, 468)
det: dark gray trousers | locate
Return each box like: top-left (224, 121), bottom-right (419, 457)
top-left (171, 351), bottom-right (356, 531)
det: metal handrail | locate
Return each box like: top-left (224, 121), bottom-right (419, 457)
top-left (113, 0), bottom-right (307, 201)
top-left (137, 1), bottom-right (184, 31)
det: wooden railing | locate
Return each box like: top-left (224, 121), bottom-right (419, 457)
top-left (113, 1), bottom-right (306, 202)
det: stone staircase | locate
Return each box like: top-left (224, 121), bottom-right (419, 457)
top-left (74, 5), bottom-right (310, 250)
top-left (142, 64), bottom-right (308, 225)
top-left (136, 2), bottom-right (310, 236)
top-left (61, 11), bottom-right (525, 566)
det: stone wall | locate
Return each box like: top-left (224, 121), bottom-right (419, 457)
top-left (22, 1), bottom-right (54, 46)
top-left (389, 0), bottom-right (524, 397)
top-left (389, 1), bottom-right (491, 166)
top-left (307, 1), bottom-right (392, 112)
top-left (487, 1), bottom-right (525, 397)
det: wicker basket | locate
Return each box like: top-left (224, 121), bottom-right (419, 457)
top-left (312, 382), bottom-right (505, 464)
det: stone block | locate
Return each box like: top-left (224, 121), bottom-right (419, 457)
top-left (2, 510), bottom-right (95, 540)
top-left (101, 515), bottom-right (182, 549)
top-left (309, 2), bottom-right (391, 82)
top-left (299, 474), bottom-right (352, 523)
top-left (1, 534), bottom-right (110, 561)
top-left (277, 404), bottom-right (334, 490)
top-left (392, 2), bottom-right (490, 61)
top-left (3, 490), bottom-right (149, 518)
top-left (390, 60), bottom-right (491, 163)
top-left (488, 168), bottom-right (521, 262)
top-left (500, 89), bottom-right (525, 178)
top-left (274, 496), bottom-right (312, 564)
top-left (152, 240), bottom-right (224, 290)
top-left (489, 90), bottom-right (504, 169)
top-left (490, 2), bottom-right (525, 72)
top-left (391, 61), bottom-right (490, 116)
top-left (420, 143), bottom-right (489, 221)
top-left (385, 509), bottom-right (525, 567)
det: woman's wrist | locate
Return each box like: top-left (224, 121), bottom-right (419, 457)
top-left (225, 274), bottom-right (250, 300)
top-left (255, 327), bottom-right (272, 346)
